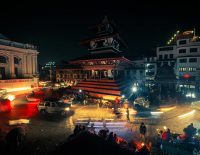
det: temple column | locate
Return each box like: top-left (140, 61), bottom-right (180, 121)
top-left (35, 55), bottom-right (38, 74)
top-left (32, 56), bottom-right (35, 75)
top-left (22, 55), bottom-right (27, 76)
top-left (9, 54), bottom-right (15, 78)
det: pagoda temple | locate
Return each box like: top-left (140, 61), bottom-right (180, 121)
top-left (56, 16), bottom-right (134, 100)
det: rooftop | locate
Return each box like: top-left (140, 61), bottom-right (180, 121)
top-left (0, 34), bottom-right (37, 50)
top-left (70, 52), bottom-right (125, 62)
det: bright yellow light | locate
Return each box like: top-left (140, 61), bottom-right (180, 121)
top-left (158, 106), bottom-right (176, 112)
top-left (6, 87), bottom-right (32, 92)
top-left (141, 142), bottom-right (145, 147)
top-left (9, 119), bottom-right (30, 125)
top-left (151, 111), bottom-right (163, 115)
top-left (65, 107), bottom-right (70, 111)
top-left (6, 94), bottom-right (16, 101)
top-left (163, 126), bottom-right (167, 130)
top-left (178, 110), bottom-right (195, 118)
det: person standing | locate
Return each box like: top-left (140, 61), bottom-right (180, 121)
top-left (139, 122), bottom-right (147, 141)
top-left (126, 108), bottom-right (130, 122)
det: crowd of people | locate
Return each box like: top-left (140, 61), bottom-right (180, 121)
top-left (155, 123), bottom-right (200, 154)
top-left (67, 122), bottom-right (150, 155)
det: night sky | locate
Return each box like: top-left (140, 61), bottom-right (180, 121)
top-left (1, 0), bottom-right (200, 65)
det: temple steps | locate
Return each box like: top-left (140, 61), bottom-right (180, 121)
top-left (72, 79), bottom-right (123, 100)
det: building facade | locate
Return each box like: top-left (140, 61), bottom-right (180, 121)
top-left (156, 30), bottom-right (200, 98)
top-left (132, 56), bottom-right (157, 87)
top-left (0, 34), bottom-right (39, 90)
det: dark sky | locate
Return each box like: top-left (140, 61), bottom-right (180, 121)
top-left (1, 0), bottom-right (200, 64)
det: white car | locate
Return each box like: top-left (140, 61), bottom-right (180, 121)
top-left (38, 100), bottom-right (70, 116)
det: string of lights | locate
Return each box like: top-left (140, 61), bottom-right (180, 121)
top-left (167, 30), bottom-right (180, 45)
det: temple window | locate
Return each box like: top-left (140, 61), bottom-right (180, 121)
top-left (14, 57), bottom-right (20, 65)
top-left (0, 56), bottom-right (7, 63)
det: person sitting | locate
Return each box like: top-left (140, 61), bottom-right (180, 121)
top-left (183, 123), bottom-right (197, 141)
top-left (162, 128), bottom-right (171, 142)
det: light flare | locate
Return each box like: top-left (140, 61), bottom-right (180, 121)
top-left (178, 110), bottom-right (195, 118)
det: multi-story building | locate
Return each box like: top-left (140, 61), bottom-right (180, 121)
top-left (157, 30), bottom-right (200, 98)
top-left (56, 16), bottom-right (134, 100)
top-left (0, 34), bottom-right (39, 91)
top-left (132, 56), bottom-right (157, 87)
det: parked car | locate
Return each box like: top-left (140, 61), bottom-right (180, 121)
top-left (0, 99), bottom-right (12, 112)
top-left (38, 100), bottom-right (70, 116)
top-left (133, 97), bottom-right (150, 108)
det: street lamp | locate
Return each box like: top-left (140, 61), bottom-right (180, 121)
top-left (132, 86), bottom-right (137, 93)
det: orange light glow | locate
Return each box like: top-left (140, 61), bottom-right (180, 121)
top-left (102, 95), bottom-right (121, 101)
top-left (6, 87), bottom-right (32, 92)
top-left (158, 106), bottom-right (176, 112)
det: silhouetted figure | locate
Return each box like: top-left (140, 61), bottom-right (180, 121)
top-left (74, 125), bottom-right (79, 135)
top-left (183, 123), bottom-right (197, 141)
top-left (88, 123), bottom-right (95, 134)
top-left (5, 127), bottom-right (25, 152)
top-left (107, 132), bottom-right (114, 143)
top-left (126, 108), bottom-right (130, 122)
top-left (139, 122), bottom-right (147, 141)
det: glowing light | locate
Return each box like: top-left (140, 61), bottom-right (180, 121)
top-left (183, 73), bottom-right (190, 79)
top-left (9, 119), bottom-right (30, 125)
top-left (178, 110), bottom-right (195, 118)
top-left (158, 106), bottom-right (176, 112)
top-left (6, 87), bottom-right (32, 93)
top-left (177, 30), bottom-right (180, 33)
top-left (79, 89), bottom-right (82, 93)
top-left (141, 142), bottom-right (145, 147)
top-left (132, 86), bottom-right (137, 92)
top-left (6, 94), bottom-right (16, 101)
top-left (163, 126), bottom-right (167, 130)
top-left (122, 95), bottom-right (125, 98)
top-left (186, 93), bottom-right (196, 98)
top-left (146, 64), bottom-right (150, 67)
top-left (65, 107), bottom-right (70, 111)
top-left (151, 111), bottom-right (164, 115)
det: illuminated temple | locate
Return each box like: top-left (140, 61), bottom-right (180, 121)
top-left (56, 16), bottom-right (134, 100)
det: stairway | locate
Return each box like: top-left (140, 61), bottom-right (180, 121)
top-left (72, 79), bottom-right (123, 100)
